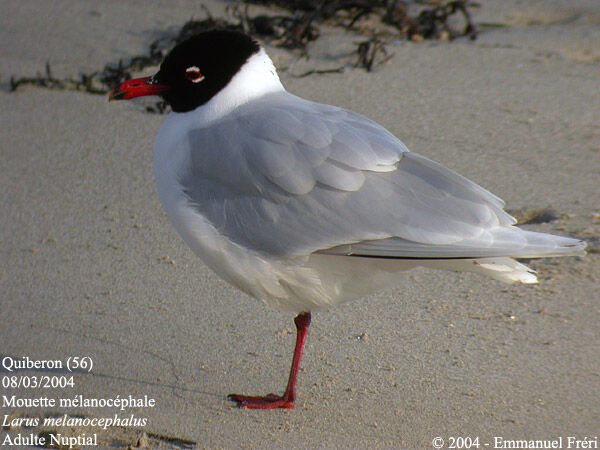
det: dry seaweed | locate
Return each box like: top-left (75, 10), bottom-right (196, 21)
top-left (243, 0), bottom-right (478, 41)
top-left (291, 66), bottom-right (346, 77)
top-left (410, 1), bottom-right (478, 40)
top-left (355, 36), bottom-right (394, 72)
top-left (9, 62), bottom-right (106, 95)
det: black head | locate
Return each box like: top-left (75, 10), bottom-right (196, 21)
top-left (109, 30), bottom-right (260, 112)
top-left (155, 30), bottom-right (260, 112)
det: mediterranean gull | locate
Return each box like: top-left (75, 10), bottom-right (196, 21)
top-left (110, 29), bottom-right (586, 409)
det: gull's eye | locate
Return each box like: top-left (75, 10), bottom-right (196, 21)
top-left (185, 66), bottom-right (205, 83)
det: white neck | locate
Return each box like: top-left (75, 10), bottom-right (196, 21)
top-left (173, 48), bottom-right (285, 126)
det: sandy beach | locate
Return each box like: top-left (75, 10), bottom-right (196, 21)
top-left (1, 1), bottom-right (599, 448)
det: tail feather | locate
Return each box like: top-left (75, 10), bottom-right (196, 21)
top-left (423, 257), bottom-right (539, 284)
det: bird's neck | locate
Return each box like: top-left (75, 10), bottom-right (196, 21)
top-left (180, 48), bottom-right (285, 125)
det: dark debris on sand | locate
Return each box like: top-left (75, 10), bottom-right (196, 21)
top-left (9, 0), bottom-right (479, 111)
top-left (244, 0), bottom-right (478, 41)
top-left (508, 208), bottom-right (560, 225)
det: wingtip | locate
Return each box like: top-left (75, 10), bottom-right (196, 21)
top-left (565, 239), bottom-right (588, 257)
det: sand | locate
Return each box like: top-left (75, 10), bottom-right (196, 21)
top-left (1, 1), bottom-right (599, 448)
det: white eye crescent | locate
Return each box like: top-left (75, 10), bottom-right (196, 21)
top-left (185, 66), bottom-right (205, 83)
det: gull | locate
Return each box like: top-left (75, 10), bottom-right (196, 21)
top-left (110, 30), bottom-right (586, 409)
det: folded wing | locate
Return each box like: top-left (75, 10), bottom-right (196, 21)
top-left (179, 91), bottom-right (585, 259)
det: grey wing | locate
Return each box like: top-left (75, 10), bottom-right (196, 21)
top-left (179, 91), bottom-right (579, 260)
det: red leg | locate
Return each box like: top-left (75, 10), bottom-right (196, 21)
top-left (228, 312), bottom-right (311, 409)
